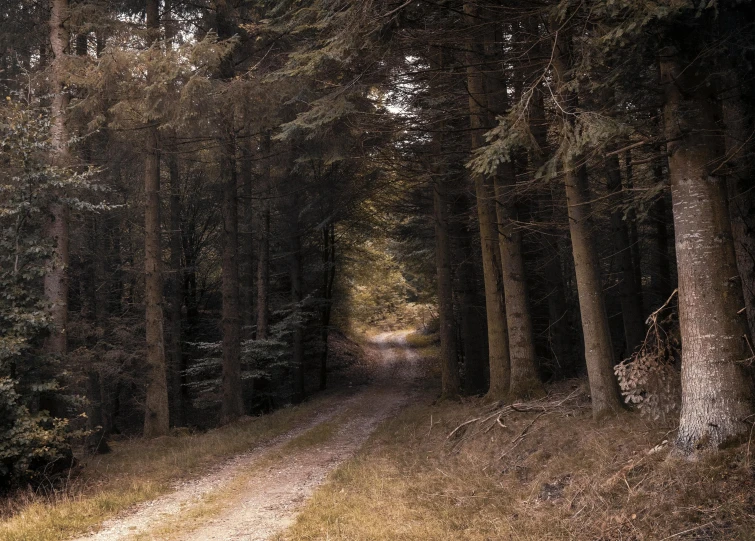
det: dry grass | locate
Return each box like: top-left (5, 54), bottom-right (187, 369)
top-left (127, 414), bottom-right (352, 541)
top-left (404, 330), bottom-right (441, 381)
top-left (277, 380), bottom-right (755, 540)
top-left (0, 395), bottom-right (334, 541)
top-left (404, 330), bottom-right (439, 349)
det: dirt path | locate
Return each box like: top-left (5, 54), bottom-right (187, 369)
top-left (71, 331), bottom-right (420, 541)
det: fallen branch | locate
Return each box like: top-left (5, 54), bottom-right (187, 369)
top-left (511, 412), bottom-right (547, 445)
top-left (446, 388), bottom-right (589, 451)
top-left (447, 417), bottom-right (480, 440)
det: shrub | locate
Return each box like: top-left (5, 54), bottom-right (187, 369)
top-left (614, 292), bottom-right (681, 423)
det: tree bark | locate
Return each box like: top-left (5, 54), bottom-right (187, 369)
top-left (433, 158), bottom-right (461, 399)
top-left (464, 0), bottom-right (510, 399)
top-left (212, 0), bottom-right (244, 423)
top-left (45, 0), bottom-right (70, 357)
top-left (483, 41), bottom-right (543, 399)
top-left (256, 132), bottom-right (272, 340)
top-left (167, 140), bottom-right (185, 427)
top-left (144, 126), bottom-right (170, 437)
top-left (143, 0), bottom-right (170, 437)
top-left (552, 30), bottom-right (622, 419)
top-left (164, 4), bottom-right (183, 427)
top-left (660, 45), bottom-right (754, 452)
top-left (86, 371), bottom-right (110, 453)
top-left (239, 141), bottom-right (255, 337)
top-left (494, 173), bottom-right (542, 399)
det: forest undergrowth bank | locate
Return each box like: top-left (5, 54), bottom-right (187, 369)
top-left (279, 340), bottom-right (755, 541)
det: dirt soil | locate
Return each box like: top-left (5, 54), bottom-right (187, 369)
top-left (70, 331), bottom-right (422, 541)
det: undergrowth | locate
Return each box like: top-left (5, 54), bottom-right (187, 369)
top-left (278, 380), bottom-right (755, 540)
top-left (0, 395), bottom-right (332, 541)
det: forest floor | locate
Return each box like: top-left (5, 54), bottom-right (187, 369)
top-left (3, 331), bottom-right (755, 540)
top-left (16, 330), bottom-right (426, 541)
top-left (274, 342), bottom-right (755, 541)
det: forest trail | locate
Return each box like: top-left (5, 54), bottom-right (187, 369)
top-left (70, 331), bottom-right (421, 541)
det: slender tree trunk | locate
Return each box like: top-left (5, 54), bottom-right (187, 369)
top-left (660, 45), bottom-right (754, 452)
top-left (144, 127), bottom-right (170, 437)
top-left (433, 157), bottom-right (461, 399)
top-left (494, 175), bottom-right (542, 398)
top-left (606, 150), bottom-right (645, 355)
top-left (484, 56), bottom-right (543, 399)
top-left (552, 31), bottom-right (621, 418)
top-left (143, 0), bottom-right (170, 437)
top-left (452, 195), bottom-right (488, 395)
top-left (464, 0), bottom-right (510, 399)
top-left (239, 141), bottom-right (255, 337)
top-left (213, 0), bottom-right (243, 423)
top-left (256, 132), bottom-right (272, 340)
top-left (289, 190), bottom-right (305, 403)
top-left (87, 217), bottom-right (110, 453)
top-left (164, 1), bottom-right (185, 427)
top-left (85, 371), bottom-right (110, 453)
top-left (45, 0), bottom-right (70, 357)
top-left (319, 223), bottom-right (335, 391)
top-left (167, 141), bottom-right (185, 427)
top-left (221, 142), bottom-right (244, 423)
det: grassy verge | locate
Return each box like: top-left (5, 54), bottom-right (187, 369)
top-left (0, 395), bottom-right (334, 541)
top-left (276, 383), bottom-right (755, 540)
top-left (404, 329), bottom-right (440, 380)
top-left (404, 330), bottom-right (438, 349)
top-left (127, 414), bottom-right (350, 541)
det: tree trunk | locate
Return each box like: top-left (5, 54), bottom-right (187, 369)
top-left (552, 31), bottom-right (622, 419)
top-left (256, 132), bottom-right (272, 340)
top-left (144, 126), bottom-right (170, 437)
top-left (452, 195), bottom-right (488, 395)
top-left (239, 141), bottom-right (255, 337)
top-left (221, 143), bottom-right (244, 423)
top-left (85, 371), bottom-right (110, 454)
top-left (143, 0), bottom-right (170, 437)
top-left (433, 160), bottom-right (461, 399)
top-left (164, 0), bottom-right (185, 427)
top-left (606, 150), bottom-right (645, 356)
top-left (660, 45), bottom-right (754, 452)
top-left (482, 28), bottom-right (542, 399)
top-left (464, 0), bottom-right (510, 399)
top-left (319, 223), bottom-right (335, 391)
top-left (289, 190), bottom-right (305, 403)
top-left (494, 176), bottom-right (542, 399)
top-left (87, 218), bottom-right (110, 453)
top-left (45, 0), bottom-right (70, 356)
top-left (167, 141), bottom-right (185, 427)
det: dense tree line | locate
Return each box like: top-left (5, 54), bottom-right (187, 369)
top-left (1, 0), bottom-right (754, 486)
